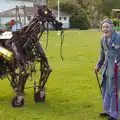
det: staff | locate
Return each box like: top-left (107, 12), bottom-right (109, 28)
top-left (114, 57), bottom-right (119, 113)
top-left (95, 71), bottom-right (102, 95)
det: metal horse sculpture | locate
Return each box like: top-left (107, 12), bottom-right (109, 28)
top-left (0, 5), bottom-right (63, 107)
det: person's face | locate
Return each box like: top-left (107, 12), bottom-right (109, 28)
top-left (102, 22), bottom-right (112, 36)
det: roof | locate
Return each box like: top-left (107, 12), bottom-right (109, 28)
top-left (0, 6), bottom-right (70, 17)
top-left (50, 8), bottom-right (70, 17)
top-left (13, 0), bottom-right (37, 2)
top-left (112, 9), bottom-right (120, 12)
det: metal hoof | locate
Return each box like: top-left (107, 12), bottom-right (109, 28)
top-left (34, 90), bottom-right (45, 103)
top-left (11, 96), bottom-right (24, 107)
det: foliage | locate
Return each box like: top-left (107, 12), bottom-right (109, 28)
top-left (59, 2), bottom-right (90, 29)
top-left (47, 0), bottom-right (57, 7)
top-left (103, 0), bottom-right (120, 16)
top-left (5, 21), bottom-right (11, 30)
top-left (70, 8), bottom-right (90, 29)
top-left (112, 18), bottom-right (118, 27)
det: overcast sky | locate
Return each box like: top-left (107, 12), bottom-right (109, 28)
top-left (0, 0), bottom-right (34, 12)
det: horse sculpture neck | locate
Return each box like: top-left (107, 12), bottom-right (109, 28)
top-left (6, 14), bottom-right (47, 62)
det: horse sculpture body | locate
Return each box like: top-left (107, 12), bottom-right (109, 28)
top-left (0, 5), bottom-right (63, 107)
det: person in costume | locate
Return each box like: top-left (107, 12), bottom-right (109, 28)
top-left (95, 18), bottom-right (120, 120)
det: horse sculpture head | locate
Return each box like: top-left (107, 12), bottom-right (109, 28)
top-left (37, 5), bottom-right (63, 30)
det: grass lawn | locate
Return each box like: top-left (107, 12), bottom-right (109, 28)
top-left (0, 30), bottom-right (107, 120)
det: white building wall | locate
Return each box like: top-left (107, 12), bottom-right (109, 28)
top-left (56, 16), bottom-right (70, 28)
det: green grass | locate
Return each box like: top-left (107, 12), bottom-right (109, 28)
top-left (0, 30), bottom-right (107, 120)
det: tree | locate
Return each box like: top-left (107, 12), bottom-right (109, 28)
top-left (78, 0), bottom-right (83, 6)
top-left (103, 0), bottom-right (120, 16)
top-left (70, 8), bottom-right (90, 29)
top-left (87, 0), bottom-right (104, 28)
top-left (59, 2), bottom-right (90, 29)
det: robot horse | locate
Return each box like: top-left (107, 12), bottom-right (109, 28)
top-left (0, 5), bottom-right (63, 107)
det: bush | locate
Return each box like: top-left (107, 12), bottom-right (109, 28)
top-left (5, 21), bottom-right (11, 30)
top-left (59, 2), bottom-right (90, 30)
top-left (59, 2), bottom-right (80, 13)
top-left (70, 8), bottom-right (90, 30)
top-left (112, 18), bottom-right (119, 27)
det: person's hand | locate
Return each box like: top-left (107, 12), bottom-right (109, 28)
top-left (118, 65), bottom-right (120, 72)
top-left (94, 66), bottom-right (100, 73)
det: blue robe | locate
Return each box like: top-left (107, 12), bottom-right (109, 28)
top-left (97, 32), bottom-right (120, 118)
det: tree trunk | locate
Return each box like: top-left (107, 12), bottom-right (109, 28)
top-left (78, 0), bottom-right (83, 6)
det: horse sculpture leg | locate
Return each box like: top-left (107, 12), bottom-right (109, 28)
top-left (11, 72), bottom-right (29, 107)
top-left (34, 43), bottom-right (52, 102)
top-left (7, 61), bottom-right (29, 107)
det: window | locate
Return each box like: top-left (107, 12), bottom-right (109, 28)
top-left (59, 17), bottom-right (61, 20)
top-left (27, 16), bottom-right (31, 21)
top-left (64, 17), bottom-right (67, 20)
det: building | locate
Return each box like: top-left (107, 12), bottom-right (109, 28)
top-left (0, 5), bottom-right (70, 29)
top-left (0, 0), bottom-right (34, 12)
top-left (36, 0), bottom-right (46, 5)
